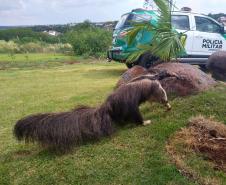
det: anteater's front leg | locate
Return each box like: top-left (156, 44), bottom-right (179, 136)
top-left (130, 108), bottom-right (144, 125)
top-left (131, 110), bottom-right (151, 126)
top-left (143, 120), bottom-right (151, 126)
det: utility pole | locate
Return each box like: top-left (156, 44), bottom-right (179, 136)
top-left (168, 0), bottom-right (173, 30)
top-left (168, 0), bottom-right (173, 11)
top-left (143, 0), bottom-right (174, 11)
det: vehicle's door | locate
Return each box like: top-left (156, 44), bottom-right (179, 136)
top-left (192, 16), bottom-right (226, 55)
top-left (172, 14), bottom-right (194, 56)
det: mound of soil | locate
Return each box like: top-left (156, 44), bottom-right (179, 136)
top-left (167, 116), bottom-right (226, 185)
top-left (188, 117), bottom-right (226, 171)
top-left (116, 63), bottom-right (217, 96)
top-left (207, 51), bottom-right (226, 81)
top-left (116, 65), bottom-right (148, 87)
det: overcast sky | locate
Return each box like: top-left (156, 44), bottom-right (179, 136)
top-left (1, 0), bottom-right (226, 26)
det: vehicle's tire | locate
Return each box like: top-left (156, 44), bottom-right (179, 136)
top-left (126, 62), bottom-right (134, 69)
top-left (199, 64), bottom-right (208, 72)
top-left (137, 53), bottom-right (160, 69)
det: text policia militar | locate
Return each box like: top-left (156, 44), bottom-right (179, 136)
top-left (202, 39), bottom-right (223, 49)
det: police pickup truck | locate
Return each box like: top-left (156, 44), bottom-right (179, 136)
top-left (107, 9), bottom-right (226, 68)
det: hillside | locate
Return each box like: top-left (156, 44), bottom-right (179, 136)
top-left (0, 21), bottom-right (117, 32)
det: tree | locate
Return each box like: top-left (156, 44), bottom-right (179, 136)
top-left (66, 22), bottom-right (112, 57)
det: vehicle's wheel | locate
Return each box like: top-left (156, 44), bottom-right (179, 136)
top-left (199, 64), bottom-right (208, 72)
top-left (126, 62), bottom-right (134, 68)
top-left (137, 53), bottom-right (160, 69)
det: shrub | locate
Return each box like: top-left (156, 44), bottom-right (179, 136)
top-left (66, 23), bottom-right (112, 57)
top-left (0, 40), bottom-right (20, 53)
top-left (20, 42), bottom-right (43, 53)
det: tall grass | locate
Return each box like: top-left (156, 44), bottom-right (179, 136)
top-left (0, 40), bottom-right (73, 54)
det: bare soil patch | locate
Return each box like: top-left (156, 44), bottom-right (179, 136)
top-left (64, 60), bottom-right (80, 65)
top-left (167, 116), bottom-right (226, 185)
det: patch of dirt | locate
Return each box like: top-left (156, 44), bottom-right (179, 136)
top-left (188, 117), bottom-right (226, 172)
top-left (64, 60), bottom-right (80, 65)
top-left (14, 150), bottom-right (31, 156)
top-left (167, 116), bottom-right (226, 185)
top-left (12, 150), bottom-right (33, 159)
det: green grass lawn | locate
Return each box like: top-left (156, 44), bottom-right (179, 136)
top-left (0, 56), bottom-right (226, 185)
top-left (0, 53), bottom-right (86, 70)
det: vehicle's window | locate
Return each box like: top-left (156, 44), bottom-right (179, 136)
top-left (131, 14), bottom-right (152, 22)
top-left (115, 14), bottom-right (129, 29)
top-left (195, 16), bottom-right (221, 33)
top-left (115, 13), bottom-right (152, 29)
top-left (125, 14), bottom-right (152, 26)
top-left (172, 15), bottom-right (190, 30)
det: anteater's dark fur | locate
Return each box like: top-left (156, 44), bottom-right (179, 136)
top-left (128, 69), bottom-right (179, 83)
top-left (14, 80), bottom-right (169, 152)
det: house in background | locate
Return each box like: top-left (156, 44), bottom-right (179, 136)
top-left (43, 30), bottom-right (61, 36)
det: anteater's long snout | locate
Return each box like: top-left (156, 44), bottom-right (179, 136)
top-left (165, 102), bottom-right (171, 111)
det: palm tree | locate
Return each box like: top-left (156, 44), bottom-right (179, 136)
top-left (127, 0), bottom-right (185, 64)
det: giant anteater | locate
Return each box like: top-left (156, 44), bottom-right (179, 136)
top-left (14, 79), bottom-right (170, 152)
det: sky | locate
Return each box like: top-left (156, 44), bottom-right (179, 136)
top-left (0, 0), bottom-right (226, 26)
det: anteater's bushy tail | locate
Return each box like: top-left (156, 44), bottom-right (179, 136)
top-left (14, 113), bottom-right (50, 142)
top-left (14, 106), bottom-right (114, 151)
